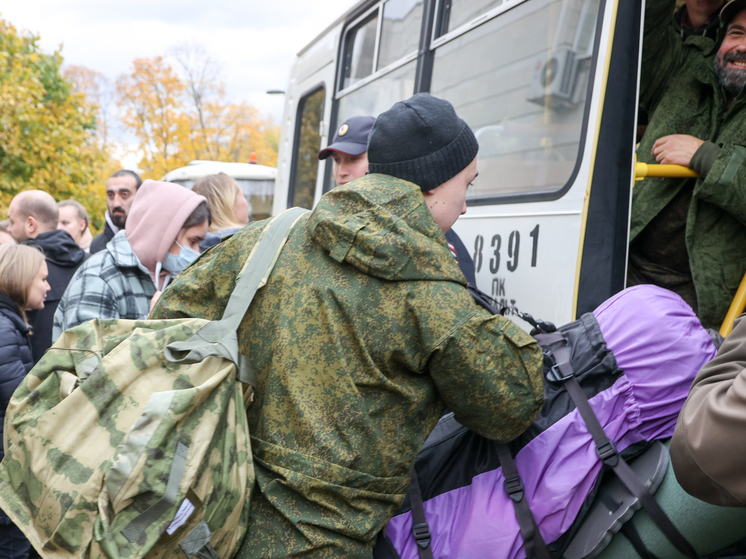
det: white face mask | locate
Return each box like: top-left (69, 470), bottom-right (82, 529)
top-left (162, 241), bottom-right (200, 275)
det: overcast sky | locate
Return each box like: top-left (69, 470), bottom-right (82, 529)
top-left (2, 0), bottom-right (355, 125)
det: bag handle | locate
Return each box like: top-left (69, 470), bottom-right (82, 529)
top-left (164, 207), bottom-right (309, 386)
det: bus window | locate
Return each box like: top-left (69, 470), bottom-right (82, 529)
top-left (237, 179), bottom-right (275, 221)
top-left (430, 0), bottom-right (601, 200)
top-left (342, 11), bottom-right (379, 90)
top-left (337, 60), bottom-right (416, 124)
top-left (329, 60), bottom-right (416, 192)
top-left (289, 87), bottom-right (325, 209)
top-left (437, 0), bottom-right (504, 36)
top-left (379, 0), bottom-right (425, 70)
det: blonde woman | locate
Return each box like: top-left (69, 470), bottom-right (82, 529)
top-left (0, 243), bottom-right (50, 559)
top-left (192, 173), bottom-right (250, 250)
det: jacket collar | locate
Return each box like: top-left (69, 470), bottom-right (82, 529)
top-left (0, 292), bottom-right (29, 334)
top-left (106, 231), bottom-right (156, 283)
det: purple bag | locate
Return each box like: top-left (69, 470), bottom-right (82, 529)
top-left (384, 286), bottom-right (716, 559)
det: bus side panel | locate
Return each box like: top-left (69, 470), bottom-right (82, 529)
top-left (455, 211), bottom-right (582, 324)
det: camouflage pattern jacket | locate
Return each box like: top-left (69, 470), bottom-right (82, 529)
top-left (151, 175), bottom-right (545, 558)
top-left (632, 0), bottom-right (746, 329)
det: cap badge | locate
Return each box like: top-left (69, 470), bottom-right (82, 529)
top-left (338, 124), bottom-right (349, 136)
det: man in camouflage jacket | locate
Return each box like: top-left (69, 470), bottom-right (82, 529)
top-left (629, 0), bottom-right (746, 330)
top-left (151, 94), bottom-right (545, 558)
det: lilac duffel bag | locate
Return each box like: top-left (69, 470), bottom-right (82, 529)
top-left (382, 285), bottom-right (717, 559)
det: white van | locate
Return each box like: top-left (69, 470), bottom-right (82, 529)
top-left (163, 160), bottom-right (276, 221)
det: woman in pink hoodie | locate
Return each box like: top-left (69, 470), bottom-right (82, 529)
top-left (52, 180), bottom-right (210, 339)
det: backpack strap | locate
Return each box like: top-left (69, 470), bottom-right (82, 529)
top-left (496, 444), bottom-right (552, 559)
top-left (164, 207), bottom-right (309, 387)
top-left (408, 470), bottom-right (435, 559)
top-left (535, 331), bottom-right (700, 559)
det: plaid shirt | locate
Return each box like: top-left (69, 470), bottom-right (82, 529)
top-left (53, 231), bottom-right (156, 341)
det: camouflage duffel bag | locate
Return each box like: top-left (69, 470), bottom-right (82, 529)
top-left (0, 207), bottom-right (308, 559)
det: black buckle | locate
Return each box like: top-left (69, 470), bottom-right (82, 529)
top-left (547, 362), bottom-right (574, 383)
top-left (521, 312), bottom-right (557, 334)
top-left (412, 523), bottom-right (431, 548)
top-left (504, 475), bottom-right (525, 502)
top-left (596, 440), bottom-right (619, 467)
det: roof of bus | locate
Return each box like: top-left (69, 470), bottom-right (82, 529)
top-left (162, 161), bottom-right (277, 181)
top-left (297, 0), bottom-right (368, 57)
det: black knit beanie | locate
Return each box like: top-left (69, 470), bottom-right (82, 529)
top-left (367, 93), bottom-right (478, 192)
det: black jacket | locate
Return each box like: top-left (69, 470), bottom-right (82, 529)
top-left (90, 221), bottom-right (116, 254)
top-left (0, 292), bottom-right (32, 463)
top-left (24, 230), bottom-right (88, 362)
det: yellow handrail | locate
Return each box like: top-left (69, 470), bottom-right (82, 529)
top-left (720, 274), bottom-right (746, 337)
top-left (634, 162), bottom-right (699, 181)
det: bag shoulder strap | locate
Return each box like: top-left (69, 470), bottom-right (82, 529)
top-left (409, 469), bottom-right (435, 559)
top-left (221, 207), bottom-right (308, 329)
top-left (164, 207), bottom-right (309, 386)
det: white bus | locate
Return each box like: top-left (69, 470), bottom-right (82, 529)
top-left (272, 3), bottom-right (746, 554)
top-left (274, 0), bottom-right (639, 330)
top-left (164, 160), bottom-right (276, 221)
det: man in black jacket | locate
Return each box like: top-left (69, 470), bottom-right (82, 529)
top-left (90, 169), bottom-right (142, 254)
top-left (7, 190), bottom-right (88, 362)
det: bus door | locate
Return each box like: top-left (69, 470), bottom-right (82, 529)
top-left (275, 27), bottom-right (340, 214)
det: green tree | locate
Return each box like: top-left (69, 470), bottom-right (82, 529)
top-left (0, 18), bottom-right (107, 228)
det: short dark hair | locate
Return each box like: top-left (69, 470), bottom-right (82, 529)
top-left (182, 201), bottom-right (211, 229)
top-left (109, 170), bottom-right (143, 189)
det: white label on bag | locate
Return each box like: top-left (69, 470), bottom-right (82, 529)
top-left (167, 498), bottom-right (195, 535)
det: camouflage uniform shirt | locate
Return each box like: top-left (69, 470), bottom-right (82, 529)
top-left (151, 175), bottom-right (545, 558)
top-left (631, 0), bottom-right (746, 329)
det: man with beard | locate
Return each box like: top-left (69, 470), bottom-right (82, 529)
top-left (90, 170), bottom-right (142, 254)
top-left (628, 0), bottom-right (746, 330)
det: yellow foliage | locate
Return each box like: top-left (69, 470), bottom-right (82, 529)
top-left (116, 56), bottom-right (279, 178)
top-left (0, 18), bottom-right (109, 230)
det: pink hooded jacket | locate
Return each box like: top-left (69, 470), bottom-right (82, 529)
top-left (125, 180), bottom-right (207, 286)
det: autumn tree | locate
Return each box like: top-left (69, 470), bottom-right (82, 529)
top-left (116, 57), bottom-right (189, 179)
top-left (116, 49), bottom-right (279, 178)
top-left (169, 41), bottom-right (221, 159)
top-left (0, 18), bottom-right (107, 227)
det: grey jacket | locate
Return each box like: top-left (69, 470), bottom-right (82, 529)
top-left (672, 314), bottom-right (746, 506)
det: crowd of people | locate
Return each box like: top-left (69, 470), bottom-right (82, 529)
top-left (0, 170), bottom-right (251, 559)
top-left (3, 0), bottom-right (746, 557)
